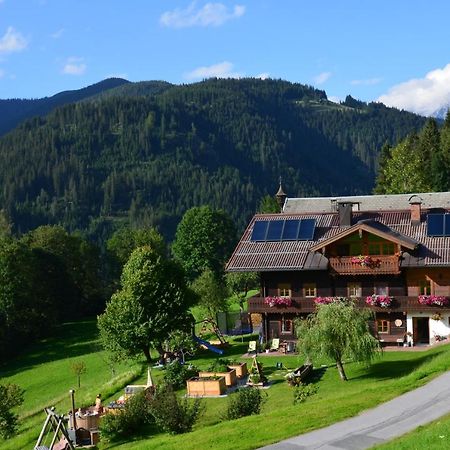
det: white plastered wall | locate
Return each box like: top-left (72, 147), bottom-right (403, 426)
top-left (407, 313), bottom-right (450, 344)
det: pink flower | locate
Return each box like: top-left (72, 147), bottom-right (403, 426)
top-left (264, 296), bottom-right (293, 307)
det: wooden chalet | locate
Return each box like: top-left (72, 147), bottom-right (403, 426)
top-left (226, 190), bottom-right (450, 346)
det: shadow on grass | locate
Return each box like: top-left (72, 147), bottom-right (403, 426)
top-left (0, 319), bottom-right (101, 378)
top-left (351, 347), bottom-right (446, 381)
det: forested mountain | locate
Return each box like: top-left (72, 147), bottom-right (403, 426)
top-left (0, 77), bottom-right (129, 136)
top-left (0, 78), bottom-right (427, 242)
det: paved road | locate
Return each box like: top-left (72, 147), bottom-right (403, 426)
top-left (260, 371), bottom-right (450, 450)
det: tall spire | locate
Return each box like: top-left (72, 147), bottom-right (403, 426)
top-left (275, 177), bottom-right (287, 212)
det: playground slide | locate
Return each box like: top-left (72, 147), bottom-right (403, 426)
top-left (193, 335), bottom-right (224, 355)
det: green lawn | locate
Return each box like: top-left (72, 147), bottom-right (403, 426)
top-left (0, 320), bottom-right (142, 450)
top-left (372, 413), bottom-right (450, 450)
top-left (2, 321), bottom-right (450, 450)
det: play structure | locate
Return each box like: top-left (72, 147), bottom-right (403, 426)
top-left (193, 335), bottom-right (224, 355)
top-left (34, 407), bottom-right (74, 450)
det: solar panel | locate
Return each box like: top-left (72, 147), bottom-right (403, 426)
top-left (251, 220), bottom-right (268, 241)
top-left (298, 219), bottom-right (316, 240)
top-left (427, 214), bottom-right (444, 236)
top-left (282, 219), bottom-right (300, 240)
top-left (445, 214), bottom-right (450, 236)
top-left (266, 220), bottom-right (284, 241)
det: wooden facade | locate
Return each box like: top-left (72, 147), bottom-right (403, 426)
top-left (226, 191), bottom-right (450, 346)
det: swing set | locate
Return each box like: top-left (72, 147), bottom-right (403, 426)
top-left (34, 407), bottom-right (74, 450)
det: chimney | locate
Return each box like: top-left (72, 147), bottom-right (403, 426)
top-left (338, 202), bottom-right (352, 227)
top-left (409, 195), bottom-right (422, 225)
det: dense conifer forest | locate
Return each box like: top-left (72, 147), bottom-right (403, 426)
top-left (0, 78), bottom-right (427, 242)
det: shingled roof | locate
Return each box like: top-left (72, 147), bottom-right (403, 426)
top-left (226, 192), bottom-right (450, 272)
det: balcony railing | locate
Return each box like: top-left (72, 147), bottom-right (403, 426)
top-left (328, 255), bottom-right (400, 275)
top-left (248, 296), bottom-right (450, 314)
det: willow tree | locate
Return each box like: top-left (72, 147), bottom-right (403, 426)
top-left (295, 300), bottom-right (380, 381)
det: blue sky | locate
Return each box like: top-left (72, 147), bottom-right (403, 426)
top-left (1, 0), bottom-right (450, 116)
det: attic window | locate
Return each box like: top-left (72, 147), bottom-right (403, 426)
top-left (427, 214), bottom-right (450, 237)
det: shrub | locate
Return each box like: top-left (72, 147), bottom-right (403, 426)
top-left (99, 391), bottom-right (153, 441)
top-left (0, 384), bottom-right (24, 439)
top-left (293, 384), bottom-right (318, 404)
top-left (208, 359), bottom-right (231, 373)
top-left (164, 362), bottom-right (198, 389)
top-left (224, 387), bottom-right (266, 420)
top-left (149, 384), bottom-right (203, 434)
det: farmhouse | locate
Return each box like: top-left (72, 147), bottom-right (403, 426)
top-left (226, 188), bottom-right (450, 346)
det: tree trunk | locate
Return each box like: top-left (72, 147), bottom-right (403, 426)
top-left (142, 346), bottom-right (152, 365)
top-left (336, 359), bottom-right (348, 381)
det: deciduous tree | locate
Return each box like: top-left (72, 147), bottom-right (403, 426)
top-left (295, 300), bottom-right (380, 381)
top-left (172, 206), bottom-right (236, 280)
top-left (98, 246), bottom-right (195, 366)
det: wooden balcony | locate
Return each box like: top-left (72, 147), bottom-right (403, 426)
top-left (328, 255), bottom-right (400, 275)
top-left (248, 296), bottom-right (450, 314)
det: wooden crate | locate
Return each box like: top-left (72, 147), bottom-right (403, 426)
top-left (186, 377), bottom-right (226, 396)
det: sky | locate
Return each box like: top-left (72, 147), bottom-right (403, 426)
top-left (1, 0), bottom-right (450, 116)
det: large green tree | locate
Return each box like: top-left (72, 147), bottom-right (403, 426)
top-left (295, 300), bottom-right (380, 381)
top-left (22, 225), bottom-right (104, 315)
top-left (98, 246), bottom-right (195, 365)
top-left (172, 206), bottom-right (236, 280)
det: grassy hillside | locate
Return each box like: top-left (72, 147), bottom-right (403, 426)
top-left (1, 318), bottom-right (449, 450)
top-left (0, 320), bottom-right (142, 450)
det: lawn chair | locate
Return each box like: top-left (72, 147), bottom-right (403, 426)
top-left (270, 338), bottom-right (280, 351)
top-left (247, 340), bottom-right (257, 355)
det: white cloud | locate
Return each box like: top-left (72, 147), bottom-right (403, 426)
top-left (378, 64), bottom-right (450, 116)
top-left (313, 71), bottom-right (331, 85)
top-left (62, 57), bottom-right (86, 75)
top-left (0, 27), bottom-right (28, 54)
top-left (185, 61), bottom-right (242, 80)
top-left (50, 28), bottom-right (65, 39)
top-left (160, 2), bottom-right (245, 28)
top-left (351, 77), bottom-right (382, 86)
top-left (256, 72), bottom-right (270, 80)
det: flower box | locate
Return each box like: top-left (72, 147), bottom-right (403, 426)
top-left (227, 362), bottom-right (248, 379)
top-left (198, 368), bottom-right (237, 387)
top-left (418, 295), bottom-right (449, 307)
top-left (350, 255), bottom-right (381, 268)
top-left (314, 296), bottom-right (347, 305)
top-left (366, 295), bottom-right (393, 308)
top-left (264, 296), bottom-right (293, 307)
top-left (186, 376), bottom-right (226, 396)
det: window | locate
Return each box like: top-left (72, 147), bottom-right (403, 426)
top-left (303, 283), bottom-right (317, 297)
top-left (278, 283), bottom-right (291, 297)
top-left (374, 283), bottom-right (389, 296)
top-left (419, 279), bottom-right (431, 296)
top-left (348, 282), bottom-right (362, 297)
top-left (377, 320), bottom-right (389, 334)
top-left (281, 318), bottom-right (293, 334)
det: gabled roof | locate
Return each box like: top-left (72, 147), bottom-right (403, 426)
top-left (226, 192), bottom-right (450, 272)
top-left (309, 219), bottom-right (419, 252)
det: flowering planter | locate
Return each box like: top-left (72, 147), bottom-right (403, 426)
top-left (366, 295), bottom-right (393, 308)
top-left (199, 369), bottom-right (237, 387)
top-left (186, 376), bottom-right (226, 396)
top-left (418, 295), bottom-right (449, 307)
top-left (264, 296), bottom-right (293, 307)
top-left (228, 362), bottom-right (248, 379)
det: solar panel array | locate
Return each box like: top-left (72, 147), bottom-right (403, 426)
top-left (427, 214), bottom-right (450, 237)
top-left (250, 218), bottom-right (316, 241)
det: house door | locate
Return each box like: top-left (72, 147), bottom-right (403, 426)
top-left (413, 317), bottom-right (429, 344)
top-left (269, 321), bottom-right (280, 339)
